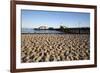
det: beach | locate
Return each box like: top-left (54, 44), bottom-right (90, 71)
top-left (21, 34), bottom-right (90, 63)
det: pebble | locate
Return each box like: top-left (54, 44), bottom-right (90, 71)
top-left (21, 34), bottom-right (90, 63)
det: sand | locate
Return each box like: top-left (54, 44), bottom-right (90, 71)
top-left (21, 34), bottom-right (90, 63)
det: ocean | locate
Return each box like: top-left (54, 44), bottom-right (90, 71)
top-left (22, 28), bottom-right (64, 34)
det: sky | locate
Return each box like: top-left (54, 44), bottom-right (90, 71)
top-left (21, 9), bottom-right (90, 28)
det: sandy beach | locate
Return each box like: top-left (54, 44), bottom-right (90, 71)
top-left (21, 34), bottom-right (90, 63)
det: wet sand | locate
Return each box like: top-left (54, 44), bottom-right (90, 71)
top-left (21, 34), bottom-right (90, 63)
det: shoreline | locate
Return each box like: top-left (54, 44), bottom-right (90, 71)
top-left (21, 34), bottom-right (90, 63)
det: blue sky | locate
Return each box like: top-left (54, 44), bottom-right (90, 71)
top-left (21, 10), bottom-right (90, 28)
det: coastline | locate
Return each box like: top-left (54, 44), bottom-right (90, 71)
top-left (21, 33), bottom-right (90, 63)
